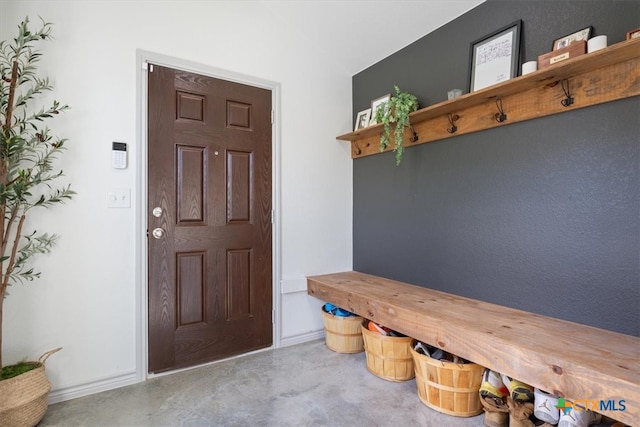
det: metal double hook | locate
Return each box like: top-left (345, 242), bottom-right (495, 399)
top-left (561, 79), bottom-right (574, 107)
top-left (495, 99), bottom-right (507, 123)
top-left (409, 125), bottom-right (419, 143)
top-left (447, 113), bottom-right (459, 134)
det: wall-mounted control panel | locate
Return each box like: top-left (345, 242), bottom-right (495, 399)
top-left (112, 142), bottom-right (127, 169)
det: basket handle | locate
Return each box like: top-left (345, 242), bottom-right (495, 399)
top-left (438, 360), bottom-right (466, 369)
top-left (39, 347), bottom-right (62, 365)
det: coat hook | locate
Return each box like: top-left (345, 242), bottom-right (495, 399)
top-left (354, 142), bottom-right (361, 155)
top-left (409, 125), bottom-right (419, 143)
top-left (495, 98), bottom-right (507, 123)
top-left (560, 79), bottom-right (574, 107)
top-left (447, 113), bottom-right (459, 134)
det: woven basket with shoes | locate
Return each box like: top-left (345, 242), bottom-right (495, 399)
top-left (361, 320), bottom-right (414, 382)
top-left (410, 342), bottom-right (484, 417)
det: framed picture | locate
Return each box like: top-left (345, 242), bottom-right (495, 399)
top-left (354, 108), bottom-right (371, 131)
top-left (552, 26), bottom-right (592, 50)
top-left (469, 20), bottom-right (522, 92)
top-left (627, 28), bottom-right (640, 40)
top-left (369, 94), bottom-right (391, 125)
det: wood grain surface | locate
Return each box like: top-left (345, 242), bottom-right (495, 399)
top-left (308, 271), bottom-right (639, 425)
top-left (339, 38), bottom-right (640, 161)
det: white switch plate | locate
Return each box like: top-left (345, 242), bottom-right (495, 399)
top-left (107, 188), bottom-right (130, 208)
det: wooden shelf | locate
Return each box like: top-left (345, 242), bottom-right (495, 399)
top-left (340, 38), bottom-right (640, 159)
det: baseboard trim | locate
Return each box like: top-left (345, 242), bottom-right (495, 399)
top-left (279, 329), bottom-right (324, 347)
top-left (47, 331), bottom-right (325, 405)
top-left (48, 370), bottom-right (139, 404)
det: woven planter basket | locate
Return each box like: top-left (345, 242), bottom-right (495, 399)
top-left (0, 348), bottom-right (61, 427)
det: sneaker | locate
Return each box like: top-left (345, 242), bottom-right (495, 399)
top-left (534, 388), bottom-right (560, 424)
top-left (501, 374), bottom-right (535, 401)
top-left (334, 308), bottom-right (353, 317)
top-left (480, 369), bottom-right (509, 399)
top-left (557, 405), bottom-right (602, 427)
top-left (413, 341), bottom-right (431, 357)
top-left (323, 303), bottom-right (336, 313)
top-left (367, 320), bottom-right (389, 335)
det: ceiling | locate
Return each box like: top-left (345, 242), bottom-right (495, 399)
top-left (260, 0), bottom-right (484, 75)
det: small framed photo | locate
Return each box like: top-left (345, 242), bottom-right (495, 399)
top-left (469, 20), bottom-right (522, 92)
top-left (552, 26), bottom-right (592, 50)
top-left (354, 108), bottom-right (371, 131)
top-left (369, 94), bottom-right (391, 125)
top-left (627, 28), bottom-right (640, 40)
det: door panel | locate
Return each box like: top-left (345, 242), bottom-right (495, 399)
top-left (148, 64), bottom-right (272, 373)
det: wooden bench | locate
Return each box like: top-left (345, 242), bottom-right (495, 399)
top-left (307, 271), bottom-right (639, 425)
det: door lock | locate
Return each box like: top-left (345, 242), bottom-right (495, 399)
top-left (152, 207), bottom-right (163, 218)
top-left (152, 228), bottom-right (165, 239)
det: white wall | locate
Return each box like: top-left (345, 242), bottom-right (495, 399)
top-left (0, 0), bottom-right (353, 400)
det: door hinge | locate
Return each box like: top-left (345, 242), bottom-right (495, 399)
top-left (272, 309), bottom-right (275, 324)
top-left (143, 62), bottom-right (153, 72)
top-left (271, 209), bottom-right (275, 224)
top-left (270, 110), bottom-right (274, 124)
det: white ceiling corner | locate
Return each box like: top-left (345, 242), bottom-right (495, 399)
top-left (261, 0), bottom-right (484, 75)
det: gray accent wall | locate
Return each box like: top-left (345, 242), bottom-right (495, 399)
top-left (352, 0), bottom-right (639, 336)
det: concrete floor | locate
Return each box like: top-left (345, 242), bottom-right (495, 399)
top-left (40, 339), bottom-right (487, 427)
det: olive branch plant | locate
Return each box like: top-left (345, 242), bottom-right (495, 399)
top-left (0, 17), bottom-right (74, 371)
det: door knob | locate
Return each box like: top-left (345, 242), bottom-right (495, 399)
top-left (152, 228), bottom-right (165, 239)
top-left (152, 207), bottom-right (163, 218)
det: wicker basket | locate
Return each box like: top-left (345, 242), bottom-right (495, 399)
top-left (0, 348), bottom-right (61, 427)
top-left (321, 308), bottom-right (364, 353)
top-left (410, 342), bottom-right (484, 417)
top-left (361, 322), bottom-right (414, 381)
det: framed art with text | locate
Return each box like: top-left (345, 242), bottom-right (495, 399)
top-left (469, 20), bottom-right (522, 92)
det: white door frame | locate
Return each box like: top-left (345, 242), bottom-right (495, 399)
top-left (135, 50), bottom-right (282, 380)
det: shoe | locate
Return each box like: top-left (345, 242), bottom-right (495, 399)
top-left (367, 320), bottom-right (389, 335)
top-left (507, 396), bottom-right (535, 427)
top-left (502, 374), bottom-right (535, 401)
top-left (413, 341), bottom-right (431, 357)
top-left (323, 303), bottom-right (336, 313)
top-left (480, 395), bottom-right (509, 427)
top-left (557, 405), bottom-right (602, 427)
top-left (430, 347), bottom-right (445, 360)
top-left (480, 369), bottom-right (509, 399)
top-left (334, 308), bottom-right (353, 317)
top-left (534, 388), bottom-right (560, 424)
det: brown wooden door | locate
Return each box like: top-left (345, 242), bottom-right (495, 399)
top-left (147, 64), bottom-right (272, 373)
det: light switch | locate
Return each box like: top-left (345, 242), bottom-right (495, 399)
top-left (107, 188), bottom-right (130, 208)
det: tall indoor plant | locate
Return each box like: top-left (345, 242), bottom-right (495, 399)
top-left (0, 16), bottom-right (73, 425)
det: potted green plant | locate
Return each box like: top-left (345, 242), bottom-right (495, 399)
top-left (374, 85), bottom-right (419, 165)
top-left (0, 17), bottom-right (73, 426)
